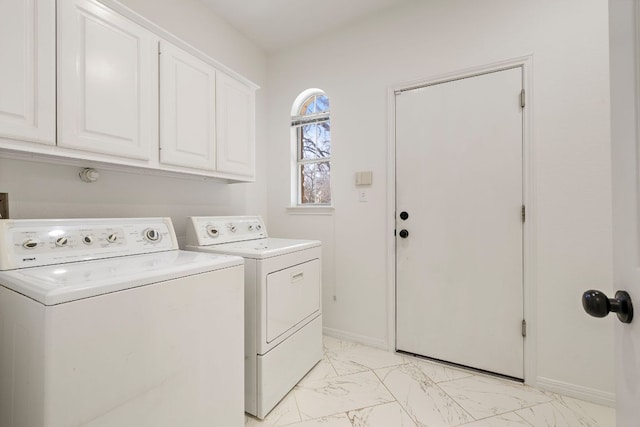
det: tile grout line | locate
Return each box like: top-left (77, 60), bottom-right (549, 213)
top-left (513, 409), bottom-right (536, 427)
top-left (289, 369), bottom-right (399, 424)
top-left (290, 386), bottom-right (303, 426)
top-left (401, 358), bottom-right (478, 424)
top-left (322, 347), bottom-right (343, 379)
top-left (432, 372), bottom-right (560, 422)
top-left (371, 366), bottom-right (423, 427)
top-left (320, 343), bottom-right (423, 425)
top-left (430, 380), bottom-right (477, 425)
top-left (455, 408), bottom-right (537, 426)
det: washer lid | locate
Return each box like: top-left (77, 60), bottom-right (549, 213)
top-left (0, 250), bottom-right (243, 306)
top-left (187, 237), bottom-right (321, 259)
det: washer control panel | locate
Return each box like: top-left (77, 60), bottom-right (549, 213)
top-left (0, 218), bottom-right (178, 270)
top-left (186, 216), bottom-right (267, 246)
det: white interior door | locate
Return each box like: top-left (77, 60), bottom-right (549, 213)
top-left (608, 1), bottom-right (639, 425)
top-left (396, 67), bottom-right (524, 379)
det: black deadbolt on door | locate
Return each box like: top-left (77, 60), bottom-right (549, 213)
top-left (582, 289), bottom-right (634, 324)
top-left (400, 211), bottom-right (409, 220)
top-left (399, 229), bottom-right (409, 239)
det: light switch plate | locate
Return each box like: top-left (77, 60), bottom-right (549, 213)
top-left (355, 171), bottom-right (373, 186)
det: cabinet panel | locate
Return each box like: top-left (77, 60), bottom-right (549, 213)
top-left (57, 0), bottom-right (158, 160)
top-left (0, 0), bottom-right (55, 144)
top-left (159, 42), bottom-right (216, 171)
top-left (216, 73), bottom-right (255, 178)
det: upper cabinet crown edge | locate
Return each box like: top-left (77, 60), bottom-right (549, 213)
top-left (96, 0), bottom-right (259, 91)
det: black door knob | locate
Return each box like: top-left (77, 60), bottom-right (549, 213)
top-left (582, 289), bottom-right (633, 324)
top-left (400, 211), bottom-right (409, 220)
top-left (399, 229), bottom-right (409, 238)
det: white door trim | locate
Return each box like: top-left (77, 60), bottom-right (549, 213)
top-left (636, 0), bottom-right (640, 142)
top-left (385, 55), bottom-right (536, 384)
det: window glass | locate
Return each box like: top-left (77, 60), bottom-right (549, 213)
top-left (299, 122), bottom-right (331, 161)
top-left (315, 95), bottom-right (329, 113)
top-left (300, 162), bottom-right (331, 204)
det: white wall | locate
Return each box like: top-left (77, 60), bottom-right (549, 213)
top-left (267, 0), bottom-right (615, 402)
top-left (0, 0), bottom-right (268, 242)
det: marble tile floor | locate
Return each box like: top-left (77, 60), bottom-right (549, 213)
top-left (245, 336), bottom-right (615, 427)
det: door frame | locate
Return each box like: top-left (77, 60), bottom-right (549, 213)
top-left (385, 55), bottom-right (536, 384)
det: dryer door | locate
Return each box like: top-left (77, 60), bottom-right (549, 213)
top-left (266, 259), bottom-right (320, 343)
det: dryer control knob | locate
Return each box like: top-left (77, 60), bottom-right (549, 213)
top-left (107, 233), bottom-right (118, 243)
top-left (229, 224), bottom-right (237, 233)
top-left (206, 226), bottom-right (219, 238)
top-left (82, 235), bottom-right (94, 245)
top-left (22, 239), bottom-right (39, 249)
top-left (55, 236), bottom-right (69, 247)
top-left (144, 229), bottom-right (160, 242)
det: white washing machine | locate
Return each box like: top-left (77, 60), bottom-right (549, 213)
top-left (185, 216), bottom-right (322, 419)
top-left (0, 217), bottom-right (245, 427)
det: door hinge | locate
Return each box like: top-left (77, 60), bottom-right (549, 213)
top-left (520, 88), bottom-right (526, 108)
top-left (522, 319), bottom-right (527, 337)
top-left (521, 205), bottom-right (526, 222)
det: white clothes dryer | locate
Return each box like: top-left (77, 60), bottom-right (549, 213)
top-left (0, 217), bottom-right (245, 427)
top-left (185, 216), bottom-right (322, 419)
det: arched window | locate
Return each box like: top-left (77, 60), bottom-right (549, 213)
top-left (291, 89), bottom-right (331, 205)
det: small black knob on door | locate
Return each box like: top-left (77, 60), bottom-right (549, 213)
top-left (400, 211), bottom-right (409, 220)
top-left (582, 289), bottom-right (634, 324)
top-left (399, 229), bottom-right (409, 239)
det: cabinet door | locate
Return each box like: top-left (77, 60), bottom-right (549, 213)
top-left (0, 0), bottom-right (55, 144)
top-left (216, 73), bottom-right (255, 178)
top-left (159, 42), bottom-right (216, 171)
top-left (57, 0), bottom-right (158, 160)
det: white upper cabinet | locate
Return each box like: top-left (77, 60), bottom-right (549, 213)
top-left (57, 0), bottom-right (158, 160)
top-left (0, 0), bottom-right (257, 180)
top-left (0, 0), bottom-right (55, 144)
top-left (216, 72), bottom-right (255, 178)
top-left (159, 41), bottom-right (216, 171)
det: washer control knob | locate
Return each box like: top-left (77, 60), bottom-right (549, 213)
top-left (256, 224), bottom-right (262, 231)
top-left (82, 235), bottom-right (94, 245)
top-left (107, 233), bottom-right (118, 243)
top-left (55, 236), bottom-right (69, 247)
top-left (144, 228), bottom-right (160, 242)
top-left (206, 226), bottom-right (219, 238)
top-left (229, 224), bottom-right (237, 233)
top-left (23, 239), bottom-right (39, 249)
top-left (248, 224), bottom-right (254, 231)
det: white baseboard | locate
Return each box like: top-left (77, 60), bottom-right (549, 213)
top-left (322, 327), bottom-right (388, 350)
top-left (536, 376), bottom-right (615, 407)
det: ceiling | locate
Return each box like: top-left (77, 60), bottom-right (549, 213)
top-left (199, 0), bottom-right (413, 52)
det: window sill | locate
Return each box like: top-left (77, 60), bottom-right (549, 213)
top-left (286, 206), bottom-right (335, 215)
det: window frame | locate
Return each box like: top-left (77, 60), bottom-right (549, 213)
top-left (290, 89), bottom-right (332, 208)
